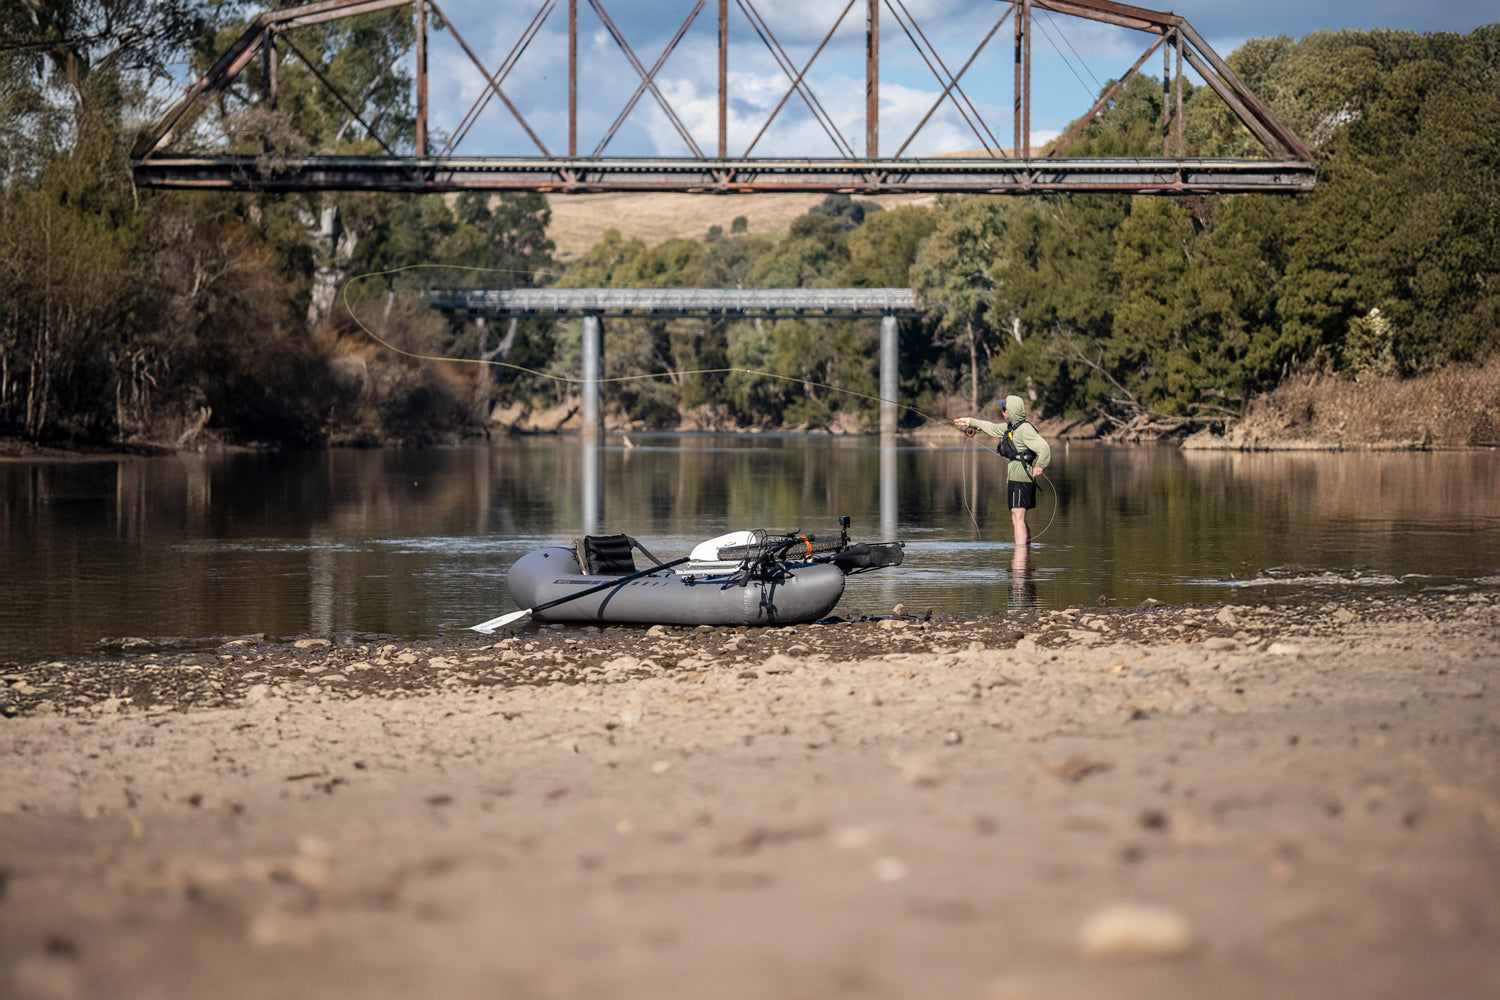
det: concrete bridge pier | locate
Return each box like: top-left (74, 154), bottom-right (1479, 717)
top-left (880, 313), bottom-right (899, 437)
top-left (581, 314), bottom-right (603, 443)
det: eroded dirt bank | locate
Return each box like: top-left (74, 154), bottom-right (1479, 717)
top-left (3, 592), bottom-right (1498, 1000)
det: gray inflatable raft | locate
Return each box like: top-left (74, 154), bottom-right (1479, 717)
top-left (500, 526), bottom-right (903, 627)
top-left (506, 547), bottom-right (848, 626)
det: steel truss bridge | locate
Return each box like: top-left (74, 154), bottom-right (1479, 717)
top-left (131, 0), bottom-right (1316, 195)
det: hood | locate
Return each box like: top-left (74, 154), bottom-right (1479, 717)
top-left (1003, 394), bottom-right (1026, 427)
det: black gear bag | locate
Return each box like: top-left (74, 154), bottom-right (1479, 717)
top-left (995, 423), bottom-right (1037, 466)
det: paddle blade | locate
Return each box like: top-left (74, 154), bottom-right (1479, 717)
top-left (470, 608), bottom-right (532, 633)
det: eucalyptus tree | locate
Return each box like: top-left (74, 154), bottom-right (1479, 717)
top-left (0, 0), bottom-right (220, 442)
top-left (909, 195), bottom-right (1009, 413)
top-left (715, 212), bottom-right (854, 425)
top-left (1274, 27), bottom-right (1500, 379)
top-left (845, 205), bottom-right (935, 289)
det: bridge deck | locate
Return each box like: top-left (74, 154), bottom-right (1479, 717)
top-left (430, 287), bottom-right (923, 318)
top-left (130, 156), bottom-right (1316, 195)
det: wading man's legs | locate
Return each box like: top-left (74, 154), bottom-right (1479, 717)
top-left (1010, 505), bottom-right (1030, 547)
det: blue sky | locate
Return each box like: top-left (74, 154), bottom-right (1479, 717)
top-left (408, 0), bottom-right (1495, 157)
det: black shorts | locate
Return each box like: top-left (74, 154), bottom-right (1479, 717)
top-left (1007, 479), bottom-right (1037, 510)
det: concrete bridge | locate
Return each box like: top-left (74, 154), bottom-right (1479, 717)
top-left (429, 287), bottom-right (921, 437)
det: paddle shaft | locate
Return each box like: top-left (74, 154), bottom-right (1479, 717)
top-left (528, 555), bottom-right (691, 616)
top-left (471, 556), bottom-right (690, 632)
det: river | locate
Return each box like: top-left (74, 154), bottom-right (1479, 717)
top-left (3, 436), bottom-right (1497, 663)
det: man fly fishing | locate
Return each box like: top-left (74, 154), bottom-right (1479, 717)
top-left (954, 394), bottom-right (1052, 547)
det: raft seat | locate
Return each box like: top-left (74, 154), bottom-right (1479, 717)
top-left (572, 534), bottom-right (637, 575)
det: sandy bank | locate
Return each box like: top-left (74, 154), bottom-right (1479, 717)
top-left (3, 592), bottom-right (1498, 1000)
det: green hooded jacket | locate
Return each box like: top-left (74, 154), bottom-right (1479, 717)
top-left (965, 394), bottom-right (1051, 483)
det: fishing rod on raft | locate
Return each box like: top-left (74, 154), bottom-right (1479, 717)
top-left (338, 264), bottom-right (1058, 540)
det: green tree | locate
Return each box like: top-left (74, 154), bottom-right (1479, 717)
top-left (1108, 197), bottom-right (1197, 414)
top-left (746, 213), bottom-right (850, 288)
top-left (0, 0), bottom-right (208, 441)
top-left (909, 196), bottom-right (1010, 412)
top-left (1273, 27), bottom-right (1500, 379)
top-left (808, 192), bottom-right (882, 230)
top-left (844, 205), bottom-right (935, 288)
top-left (1186, 193), bottom-right (1291, 400)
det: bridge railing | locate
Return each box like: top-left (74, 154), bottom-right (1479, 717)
top-left (428, 287), bottom-right (922, 318)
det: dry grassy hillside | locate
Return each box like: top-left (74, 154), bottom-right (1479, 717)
top-left (545, 191), bottom-right (938, 260)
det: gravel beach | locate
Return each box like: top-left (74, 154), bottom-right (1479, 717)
top-left (3, 591), bottom-right (1498, 1000)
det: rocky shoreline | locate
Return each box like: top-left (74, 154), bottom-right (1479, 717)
top-left (0, 593), bottom-right (1487, 716)
top-left (4, 590), bottom-right (1498, 999)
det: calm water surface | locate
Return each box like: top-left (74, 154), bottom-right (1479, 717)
top-left (3, 436), bottom-right (1498, 662)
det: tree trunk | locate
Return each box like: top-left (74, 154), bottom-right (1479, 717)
top-left (307, 203), bottom-right (357, 324)
top-left (967, 316), bottom-right (979, 413)
top-left (472, 317), bottom-right (519, 420)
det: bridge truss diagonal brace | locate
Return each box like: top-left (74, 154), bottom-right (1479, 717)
top-left (133, 0), bottom-right (419, 158)
top-left (1032, 0), bottom-right (1314, 161)
top-left (589, 0), bottom-right (706, 157)
top-left (131, 0), bottom-right (1317, 193)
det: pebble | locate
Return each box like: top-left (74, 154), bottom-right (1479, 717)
top-left (829, 825), bottom-right (878, 850)
top-left (14, 954), bottom-right (82, 1000)
top-left (761, 654), bottom-right (797, 674)
top-left (1078, 902), bottom-right (1196, 960)
top-left (896, 752), bottom-right (950, 787)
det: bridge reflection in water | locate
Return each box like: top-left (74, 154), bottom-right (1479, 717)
top-left (578, 434), bottom-right (908, 609)
top-left (580, 436), bottom-right (903, 540)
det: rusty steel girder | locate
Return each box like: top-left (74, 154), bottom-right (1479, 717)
top-left (130, 0), bottom-right (1317, 194)
top-left (129, 154), bottom-right (1316, 193)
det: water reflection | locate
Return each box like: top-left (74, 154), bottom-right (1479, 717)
top-left (1009, 545), bottom-right (1039, 610)
top-left (880, 442), bottom-right (897, 542)
top-left (2, 439), bottom-right (1497, 662)
top-left (582, 440), bottom-right (603, 536)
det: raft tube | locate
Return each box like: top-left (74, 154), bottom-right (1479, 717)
top-left (505, 547), bottom-right (848, 626)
